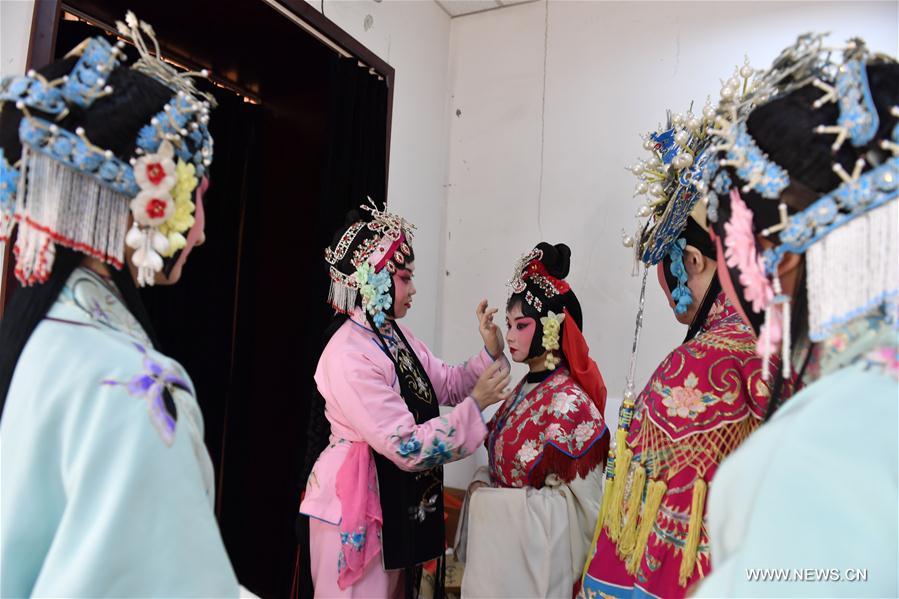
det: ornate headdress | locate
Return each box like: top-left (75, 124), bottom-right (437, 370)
top-left (0, 12), bottom-right (214, 287)
top-left (324, 198), bottom-right (415, 327)
top-left (701, 34), bottom-right (898, 376)
top-left (507, 243), bottom-right (574, 367)
top-left (612, 59), bottom-right (780, 469)
top-left (507, 242), bottom-right (607, 413)
top-left (625, 103), bottom-right (718, 267)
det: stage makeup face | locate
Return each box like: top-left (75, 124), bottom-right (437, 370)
top-left (392, 261), bottom-right (416, 319)
top-left (505, 302), bottom-right (537, 363)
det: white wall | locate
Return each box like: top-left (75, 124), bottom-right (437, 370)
top-left (0, 0), bottom-right (35, 297)
top-left (439, 0), bottom-right (898, 488)
top-left (0, 0), bottom-right (33, 76)
top-left (306, 0), bottom-right (453, 347)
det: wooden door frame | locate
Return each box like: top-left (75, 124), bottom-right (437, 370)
top-left (0, 0), bottom-right (395, 317)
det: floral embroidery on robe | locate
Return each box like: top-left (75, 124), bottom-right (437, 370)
top-left (582, 292), bottom-right (779, 599)
top-left (488, 367), bottom-right (608, 489)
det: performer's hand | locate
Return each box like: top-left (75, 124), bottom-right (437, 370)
top-left (471, 360), bottom-right (512, 411)
top-left (476, 299), bottom-right (504, 357)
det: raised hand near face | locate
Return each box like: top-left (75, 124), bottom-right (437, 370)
top-left (476, 299), bottom-right (504, 358)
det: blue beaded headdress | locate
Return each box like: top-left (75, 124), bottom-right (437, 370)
top-left (0, 12), bottom-right (214, 287)
top-left (625, 105), bottom-right (718, 269)
top-left (703, 34), bottom-right (898, 347)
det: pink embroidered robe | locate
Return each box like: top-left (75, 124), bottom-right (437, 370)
top-left (581, 293), bottom-right (776, 599)
top-left (300, 310), bottom-right (496, 587)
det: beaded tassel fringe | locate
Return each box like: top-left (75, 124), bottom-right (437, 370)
top-left (327, 279), bottom-right (359, 315)
top-left (806, 199), bottom-right (899, 341)
top-left (12, 148), bottom-right (130, 286)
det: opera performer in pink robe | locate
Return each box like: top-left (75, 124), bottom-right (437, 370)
top-left (299, 203), bottom-right (511, 598)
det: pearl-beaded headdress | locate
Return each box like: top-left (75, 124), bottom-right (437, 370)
top-left (703, 33), bottom-right (898, 376)
top-left (0, 11), bottom-right (215, 287)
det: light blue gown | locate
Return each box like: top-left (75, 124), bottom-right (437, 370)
top-left (696, 313), bottom-right (898, 598)
top-left (1, 267), bottom-right (238, 597)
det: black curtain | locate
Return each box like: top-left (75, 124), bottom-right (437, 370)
top-left (46, 16), bottom-right (390, 599)
top-left (139, 87), bottom-right (262, 486)
top-left (51, 18), bottom-right (264, 490)
top-left (308, 54), bottom-right (388, 358)
top-left (294, 55), bottom-right (388, 599)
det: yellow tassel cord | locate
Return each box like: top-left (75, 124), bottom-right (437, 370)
top-left (678, 478), bottom-right (708, 587)
top-left (606, 429), bottom-right (632, 541)
top-left (616, 464), bottom-right (646, 558)
top-left (584, 452), bottom-right (617, 583)
top-left (597, 480), bottom-right (613, 534)
top-left (625, 479), bottom-right (667, 575)
top-left (596, 450), bottom-right (616, 533)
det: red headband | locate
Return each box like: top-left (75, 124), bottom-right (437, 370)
top-left (371, 233), bottom-right (407, 272)
top-left (523, 261), bottom-right (571, 294)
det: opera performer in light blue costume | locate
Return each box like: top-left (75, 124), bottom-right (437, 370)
top-left (0, 12), bottom-right (240, 597)
top-left (694, 34), bottom-right (898, 597)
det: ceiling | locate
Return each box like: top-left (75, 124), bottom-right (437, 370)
top-left (434, 0), bottom-right (540, 18)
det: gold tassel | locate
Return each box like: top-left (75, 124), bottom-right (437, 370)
top-left (596, 449), bottom-right (616, 532)
top-left (678, 478), bottom-right (707, 587)
top-left (617, 464), bottom-right (646, 558)
top-left (584, 452), bottom-right (617, 583)
top-left (626, 479), bottom-right (667, 575)
top-left (597, 479), bottom-right (613, 533)
top-left (606, 429), bottom-right (632, 541)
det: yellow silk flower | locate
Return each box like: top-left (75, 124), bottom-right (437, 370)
top-left (157, 160), bottom-right (198, 257)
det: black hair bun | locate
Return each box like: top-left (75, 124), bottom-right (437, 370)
top-left (536, 242), bottom-right (571, 279)
top-left (344, 208), bottom-right (366, 226)
top-left (747, 61), bottom-right (899, 196)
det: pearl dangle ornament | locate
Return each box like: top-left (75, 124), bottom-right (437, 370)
top-left (685, 115), bottom-right (703, 134)
top-left (672, 152), bottom-right (694, 170)
top-left (739, 55), bottom-right (753, 79)
top-left (702, 97), bottom-right (716, 122)
top-left (720, 84), bottom-right (736, 101)
top-left (126, 222), bottom-right (169, 287)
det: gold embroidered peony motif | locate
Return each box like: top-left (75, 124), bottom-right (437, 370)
top-left (654, 371), bottom-right (739, 420)
top-left (397, 347), bottom-right (433, 404)
top-left (659, 373), bottom-right (707, 418)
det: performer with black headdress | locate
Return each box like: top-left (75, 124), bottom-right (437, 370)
top-left (299, 202), bottom-right (511, 597)
top-left (0, 12), bottom-right (238, 596)
top-left (694, 34), bottom-right (898, 597)
top-left (458, 242), bottom-right (610, 598)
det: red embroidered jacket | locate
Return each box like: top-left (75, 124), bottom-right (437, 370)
top-left (487, 367), bottom-right (609, 489)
